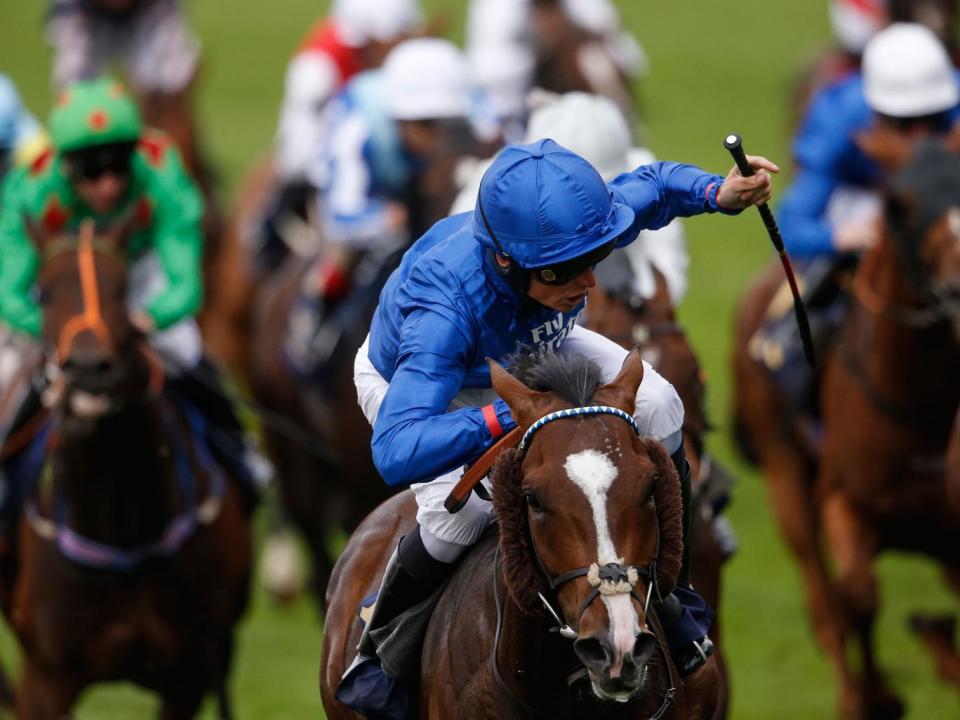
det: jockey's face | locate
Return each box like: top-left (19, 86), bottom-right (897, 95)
top-left (527, 266), bottom-right (596, 312)
top-left (71, 171), bottom-right (130, 214)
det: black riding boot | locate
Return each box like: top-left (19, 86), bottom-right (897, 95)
top-left (167, 357), bottom-right (264, 513)
top-left (654, 445), bottom-right (715, 676)
top-left (337, 526), bottom-right (456, 719)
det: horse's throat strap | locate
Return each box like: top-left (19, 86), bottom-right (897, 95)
top-left (57, 221), bottom-right (112, 361)
top-left (443, 426), bottom-right (522, 514)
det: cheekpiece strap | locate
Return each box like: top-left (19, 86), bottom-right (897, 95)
top-left (519, 405), bottom-right (641, 453)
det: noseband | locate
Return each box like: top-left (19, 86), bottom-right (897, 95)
top-left (494, 405), bottom-right (678, 719)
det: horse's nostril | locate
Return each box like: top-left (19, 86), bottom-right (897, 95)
top-left (574, 636), bottom-right (610, 673)
top-left (95, 359), bottom-right (113, 376)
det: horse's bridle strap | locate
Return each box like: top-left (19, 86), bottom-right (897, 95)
top-left (443, 426), bottom-right (523, 514)
top-left (56, 220), bottom-right (113, 362)
top-left (519, 405), bottom-right (641, 453)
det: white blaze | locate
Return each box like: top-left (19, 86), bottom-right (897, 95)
top-left (564, 449), bottom-right (640, 679)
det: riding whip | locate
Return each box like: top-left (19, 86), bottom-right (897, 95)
top-left (724, 133), bottom-right (817, 368)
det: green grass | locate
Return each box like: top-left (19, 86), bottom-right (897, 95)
top-left (1, 1), bottom-right (959, 717)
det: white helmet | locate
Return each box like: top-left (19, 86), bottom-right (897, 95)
top-left (828, 0), bottom-right (886, 54)
top-left (863, 22), bottom-right (959, 117)
top-left (382, 38), bottom-right (471, 121)
top-left (331, 0), bottom-right (422, 48)
top-left (525, 92), bottom-right (632, 180)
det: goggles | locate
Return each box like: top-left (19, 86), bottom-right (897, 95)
top-left (65, 141), bottom-right (136, 181)
top-left (530, 238), bottom-right (617, 285)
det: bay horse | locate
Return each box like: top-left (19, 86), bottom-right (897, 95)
top-left (321, 349), bottom-right (722, 719)
top-left (5, 214), bottom-right (251, 718)
top-left (247, 124), bottom-right (493, 600)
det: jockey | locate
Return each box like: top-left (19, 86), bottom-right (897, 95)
top-left (763, 22), bottom-right (960, 412)
top-left (259, 0), bottom-right (422, 269)
top-left (47, 0), bottom-right (200, 94)
top-left (285, 37), bottom-right (478, 379)
top-left (338, 138), bottom-right (776, 712)
top-left (0, 78), bottom-right (262, 522)
top-left (0, 75), bottom-right (47, 183)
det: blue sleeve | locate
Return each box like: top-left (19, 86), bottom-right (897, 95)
top-left (371, 309), bottom-right (517, 487)
top-left (776, 166), bottom-right (837, 257)
top-left (610, 161), bottom-right (731, 236)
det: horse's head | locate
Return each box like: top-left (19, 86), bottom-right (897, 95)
top-left (25, 209), bottom-right (158, 424)
top-left (490, 350), bottom-right (682, 702)
top-left (883, 139), bottom-right (960, 336)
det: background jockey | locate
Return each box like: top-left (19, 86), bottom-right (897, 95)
top-left (0, 78), bottom-right (263, 530)
top-left (259, 0), bottom-right (422, 270)
top-left (284, 37), bottom-right (481, 379)
top-left (337, 137), bottom-right (777, 715)
top-left (760, 23), bottom-right (960, 414)
top-left (0, 74), bottom-right (47, 184)
top-left (465, 0), bottom-right (647, 143)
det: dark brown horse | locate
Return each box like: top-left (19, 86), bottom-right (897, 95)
top-left (321, 350), bottom-right (722, 718)
top-left (247, 127), bottom-right (491, 599)
top-left (5, 215), bottom-right (251, 718)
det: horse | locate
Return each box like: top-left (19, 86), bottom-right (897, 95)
top-left (321, 349), bottom-right (722, 719)
top-left (246, 123), bottom-right (493, 600)
top-left (736, 139), bottom-right (960, 719)
top-left (4, 214), bottom-right (251, 718)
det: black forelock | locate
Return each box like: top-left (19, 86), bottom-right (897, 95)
top-left (506, 347), bottom-right (603, 407)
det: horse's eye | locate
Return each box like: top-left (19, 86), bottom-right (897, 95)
top-left (523, 490), bottom-right (546, 513)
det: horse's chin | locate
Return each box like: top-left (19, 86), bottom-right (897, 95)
top-left (588, 667), bottom-right (647, 704)
top-left (68, 391), bottom-right (114, 420)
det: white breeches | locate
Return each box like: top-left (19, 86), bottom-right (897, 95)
top-left (354, 325), bottom-right (683, 557)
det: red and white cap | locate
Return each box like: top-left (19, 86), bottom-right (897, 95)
top-left (829, 0), bottom-right (888, 53)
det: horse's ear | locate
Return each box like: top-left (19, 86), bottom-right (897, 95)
top-left (593, 348), bottom-right (644, 414)
top-left (22, 213), bottom-right (54, 255)
top-left (488, 359), bottom-right (552, 428)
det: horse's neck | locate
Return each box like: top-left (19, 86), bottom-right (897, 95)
top-left (496, 576), bottom-right (672, 719)
top-left (55, 400), bottom-right (177, 546)
top-left (853, 241), bottom-right (960, 421)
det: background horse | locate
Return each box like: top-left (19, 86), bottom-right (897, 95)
top-left (814, 140), bottom-right (960, 719)
top-left (5, 215), bottom-right (251, 719)
top-left (247, 124), bottom-right (491, 600)
top-left (321, 350), bottom-right (721, 718)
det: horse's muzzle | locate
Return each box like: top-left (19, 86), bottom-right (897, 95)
top-left (574, 628), bottom-right (657, 701)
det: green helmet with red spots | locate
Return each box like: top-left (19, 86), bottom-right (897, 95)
top-left (49, 78), bottom-right (142, 154)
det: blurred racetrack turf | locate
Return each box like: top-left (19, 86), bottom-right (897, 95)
top-left (0, 1), bottom-right (956, 717)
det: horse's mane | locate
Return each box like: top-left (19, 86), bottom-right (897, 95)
top-left (493, 351), bottom-right (684, 615)
top-left (507, 348), bottom-right (603, 406)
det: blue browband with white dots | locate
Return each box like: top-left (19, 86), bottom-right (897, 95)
top-left (518, 405), bottom-right (642, 453)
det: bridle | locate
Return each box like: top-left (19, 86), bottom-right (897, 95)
top-left (494, 405), bottom-right (679, 719)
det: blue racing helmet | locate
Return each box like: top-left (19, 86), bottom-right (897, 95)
top-left (473, 138), bottom-right (636, 270)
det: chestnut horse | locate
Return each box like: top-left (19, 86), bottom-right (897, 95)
top-left (321, 350), bottom-right (722, 719)
top-left (736, 140), bottom-right (960, 718)
top-left (4, 215), bottom-right (251, 718)
top-left (247, 128), bottom-right (492, 599)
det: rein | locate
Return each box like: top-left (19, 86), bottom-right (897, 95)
top-left (493, 403), bottom-right (678, 719)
